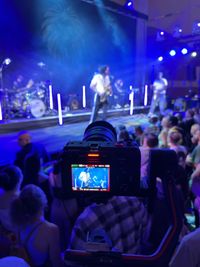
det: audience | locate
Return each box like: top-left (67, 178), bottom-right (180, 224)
top-left (1, 108), bottom-right (200, 266)
top-left (10, 184), bottom-right (63, 267)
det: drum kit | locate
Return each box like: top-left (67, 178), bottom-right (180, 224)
top-left (7, 81), bottom-right (48, 119)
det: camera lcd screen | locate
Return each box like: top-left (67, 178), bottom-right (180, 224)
top-left (71, 164), bottom-right (110, 192)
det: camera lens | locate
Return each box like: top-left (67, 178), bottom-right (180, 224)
top-left (83, 121), bottom-right (117, 143)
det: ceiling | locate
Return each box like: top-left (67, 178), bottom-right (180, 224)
top-left (110, 0), bottom-right (200, 36)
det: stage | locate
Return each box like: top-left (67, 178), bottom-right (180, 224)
top-left (0, 106), bottom-right (149, 166)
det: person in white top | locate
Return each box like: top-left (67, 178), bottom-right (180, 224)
top-left (169, 227), bottom-right (200, 267)
top-left (89, 65), bottom-right (112, 124)
top-left (148, 72), bottom-right (168, 117)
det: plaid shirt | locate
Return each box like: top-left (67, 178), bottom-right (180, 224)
top-left (69, 196), bottom-right (150, 254)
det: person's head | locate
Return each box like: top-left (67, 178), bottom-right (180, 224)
top-left (191, 123), bottom-right (200, 137)
top-left (142, 133), bottom-right (158, 148)
top-left (168, 131), bottom-right (183, 146)
top-left (17, 131), bottom-right (31, 147)
top-left (185, 109), bottom-right (194, 120)
top-left (115, 79), bottom-right (123, 88)
top-left (98, 65), bottom-right (110, 76)
top-left (168, 116), bottom-right (178, 128)
top-left (149, 115), bottom-right (158, 125)
top-left (0, 165), bottom-right (23, 191)
top-left (10, 184), bottom-right (47, 227)
top-left (158, 72), bottom-right (164, 79)
top-left (191, 124), bottom-right (200, 144)
top-left (174, 112), bottom-right (183, 123)
top-left (135, 125), bottom-right (143, 136)
top-left (118, 129), bottom-right (130, 142)
top-left (161, 116), bottom-right (170, 128)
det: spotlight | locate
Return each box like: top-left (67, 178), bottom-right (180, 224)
top-left (125, 1), bottom-right (133, 8)
top-left (173, 26), bottom-right (182, 38)
top-left (192, 20), bottom-right (200, 34)
top-left (2, 58), bottom-right (11, 66)
top-left (169, 50), bottom-right (176, 56)
top-left (156, 31), bottom-right (165, 41)
top-left (191, 51), bottom-right (197, 57)
top-left (158, 56), bottom-right (163, 62)
top-left (181, 48), bottom-right (188, 55)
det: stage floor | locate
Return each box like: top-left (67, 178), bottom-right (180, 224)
top-left (0, 106), bottom-right (149, 166)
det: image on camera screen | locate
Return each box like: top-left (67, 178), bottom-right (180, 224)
top-left (71, 164), bottom-right (110, 192)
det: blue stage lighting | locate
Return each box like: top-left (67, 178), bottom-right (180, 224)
top-left (169, 50), bottom-right (176, 56)
top-left (191, 51), bottom-right (197, 57)
top-left (126, 1), bottom-right (133, 7)
top-left (160, 31), bottom-right (164, 36)
top-left (158, 56), bottom-right (163, 61)
top-left (181, 48), bottom-right (188, 55)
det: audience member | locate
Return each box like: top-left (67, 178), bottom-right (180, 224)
top-left (10, 184), bottom-right (63, 267)
top-left (134, 125), bottom-right (144, 146)
top-left (169, 227), bottom-right (200, 267)
top-left (0, 165), bottom-right (23, 258)
top-left (0, 256), bottom-right (30, 267)
top-left (15, 131), bottom-right (49, 186)
top-left (69, 196), bottom-right (151, 254)
top-left (158, 115), bottom-right (170, 147)
top-left (49, 170), bottom-right (79, 251)
top-left (168, 131), bottom-right (187, 156)
top-left (140, 133), bottom-right (158, 188)
top-left (186, 126), bottom-right (200, 168)
top-left (146, 115), bottom-right (160, 135)
top-left (0, 165), bottom-right (23, 231)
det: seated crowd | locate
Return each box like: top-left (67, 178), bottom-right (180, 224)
top-left (1, 107), bottom-right (200, 266)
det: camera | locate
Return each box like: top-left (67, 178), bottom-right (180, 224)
top-left (54, 121), bottom-right (141, 199)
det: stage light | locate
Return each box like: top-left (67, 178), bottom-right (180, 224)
top-left (144, 85), bottom-right (148, 106)
top-left (173, 26), bottom-right (182, 38)
top-left (169, 50), bottom-right (176, 56)
top-left (158, 56), bottom-right (163, 62)
top-left (181, 48), bottom-right (188, 55)
top-left (49, 84), bottom-right (54, 110)
top-left (57, 93), bottom-right (63, 125)
top-left (191, 51), bottom-right (197, 57)
top-left (192, 20), bottom-right (200, 34)
top-left (125, 1), bottom-right (133, 8)
top-left (156, 31), bottom-right (165, 41)
top-left (82, 85), bottom-right (86, 108)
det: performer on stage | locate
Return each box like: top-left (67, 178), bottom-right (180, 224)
top-left (89, 65), bottom-right (112, 124)
top-left (148, 71), bottom-right (168, 117)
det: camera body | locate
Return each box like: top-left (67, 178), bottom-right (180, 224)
top-left (59, 140), bottom-right (141, 199)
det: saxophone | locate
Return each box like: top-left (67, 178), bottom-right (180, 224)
top-left (100, 84), bottom-right (112, 103)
